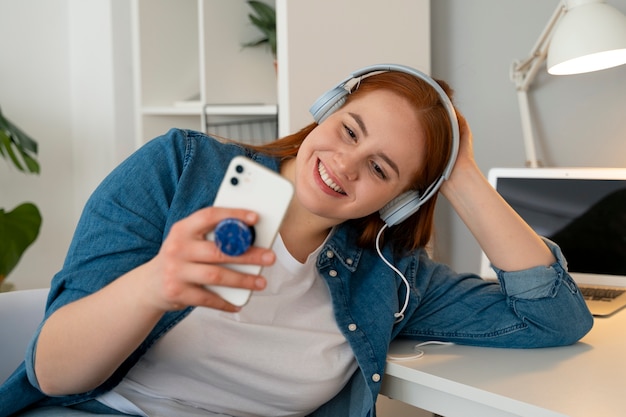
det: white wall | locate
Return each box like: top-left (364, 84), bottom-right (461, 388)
top-left (0, 0), bottom-right (134, 289)
top-left (276, 0), bottom-right (430, 136)
top-left (431, 0), bottom-right (626, 273)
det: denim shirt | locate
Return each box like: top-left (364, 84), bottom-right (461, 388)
top-left (0, 129), bottom-right (593, 417)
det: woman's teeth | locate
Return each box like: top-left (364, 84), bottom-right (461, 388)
top-left (318, 161), bottom-right (345, 194)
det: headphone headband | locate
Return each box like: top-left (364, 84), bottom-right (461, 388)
top-left (309, 64), bottom-right (460, 226)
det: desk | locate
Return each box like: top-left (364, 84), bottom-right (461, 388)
top-left (381, 309), bottom-right (626, 417)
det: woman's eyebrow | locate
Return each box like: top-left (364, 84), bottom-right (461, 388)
top-left (348, 112), bottom-right (368, 136)
top-left (378, 152), bottom-right (400, 178)
top-left (348, 112), bottom-right (400, 177)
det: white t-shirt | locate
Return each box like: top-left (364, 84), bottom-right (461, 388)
top-left (98, 234), bottom-right (357, 417)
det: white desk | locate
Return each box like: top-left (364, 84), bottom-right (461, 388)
top-left (381, 309), bottom-right (626, 417)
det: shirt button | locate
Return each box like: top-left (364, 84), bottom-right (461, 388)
top-left (372, 373), bottom-right (381, 383)
top-left (329, 270), bottom-right (338, 277)
top-left (348, 323), bottom-right (357, 331)
top-left (326, 250), bottom-right (334, 258)
top-left (346, 258), bottom-right (353, 265)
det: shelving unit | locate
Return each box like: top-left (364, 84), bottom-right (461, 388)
top-left (131, 0), bottom-right (278, 146)
top-left (131, 0), bottom-right (430, 147)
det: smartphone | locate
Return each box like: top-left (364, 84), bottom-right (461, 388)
top-left (205, 156), bottom-right (294, 306)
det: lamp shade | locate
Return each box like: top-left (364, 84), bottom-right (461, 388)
top-left (547, 0), bottom-right (626, 75)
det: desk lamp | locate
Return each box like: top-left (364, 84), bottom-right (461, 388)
top-left (510, 0), bottom-right (626, 167)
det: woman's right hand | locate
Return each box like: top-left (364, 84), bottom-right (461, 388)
top-left (144, 206), bottom-right (275, 313)
top-left (34, 207), bottom-right (275, 396)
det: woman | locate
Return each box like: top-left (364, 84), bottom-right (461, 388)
top-left (0, 66), bottom-right (593, 417)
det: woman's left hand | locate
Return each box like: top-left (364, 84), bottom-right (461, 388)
top-left (438, 112), bottom-right (556, 273)
top-left (441, 112), bottom-right (479, 195)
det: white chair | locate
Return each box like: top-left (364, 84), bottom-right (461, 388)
top-left (0, 288), bottom-right (49, 383)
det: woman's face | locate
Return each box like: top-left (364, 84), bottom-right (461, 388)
top-left (293, 89), bottom-right (425, 224)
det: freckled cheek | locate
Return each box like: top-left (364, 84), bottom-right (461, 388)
top-left (292, 161), bottom-right (320, 202)
top-left (352, 186), bottom-right (389, 213)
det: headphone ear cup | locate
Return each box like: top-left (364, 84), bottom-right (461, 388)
top-left (309, 86), bottom-right (349, 124)
top-left (379, 190), bottom-right (422, 227)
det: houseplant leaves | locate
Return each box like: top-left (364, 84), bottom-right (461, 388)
top-left (0, 202), bottom-right (42, 280)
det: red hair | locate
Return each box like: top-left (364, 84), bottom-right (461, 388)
top-left (246, 71), bottom-right (457, 252)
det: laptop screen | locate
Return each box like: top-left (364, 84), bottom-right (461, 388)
top-left (480, 168), bottom-right (626, 285)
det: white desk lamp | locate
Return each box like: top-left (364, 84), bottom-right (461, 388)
top-left (510, 0), bottom-right (626, 167)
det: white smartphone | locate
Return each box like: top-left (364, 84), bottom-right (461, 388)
top-left (205, 156), bottom-right (294, 306)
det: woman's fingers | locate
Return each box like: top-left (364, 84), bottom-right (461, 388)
top-left (174, 206), bottom-right (259, 239)
top-left (152, 206), bottom-right (275, 311)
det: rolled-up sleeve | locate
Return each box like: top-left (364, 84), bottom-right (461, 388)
top-left (495, 237), bottom-right (570, 299)
top-left (400, 238), bottom-right (594, 348)
top-left (491, 238), bottom-right (593, 346)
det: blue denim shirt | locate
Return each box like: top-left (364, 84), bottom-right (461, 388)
top-left (0, 129), bottom-right (593, 417)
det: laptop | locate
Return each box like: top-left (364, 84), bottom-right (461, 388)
top-left (480, 167), bottom-right (626, 317)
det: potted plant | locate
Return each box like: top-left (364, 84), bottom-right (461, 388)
top-left (0, 106), bottom-right (42, 291)
top-left (242, 0), bottom-right (277, 60)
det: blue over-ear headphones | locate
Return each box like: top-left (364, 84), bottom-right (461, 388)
top-left (309, 64), bottom-right (460, 227)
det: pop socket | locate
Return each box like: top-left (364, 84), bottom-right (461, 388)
top-left (214, 218), bottom-right (255, 256)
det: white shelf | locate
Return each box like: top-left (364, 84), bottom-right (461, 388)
top-left (142, 104), bottom-right (278, 117)
top-left (142, 106), bottom-right (202, 116)
top-left (204, 104), bottom-right (278, 115)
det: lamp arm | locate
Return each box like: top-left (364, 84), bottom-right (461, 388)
top-left (515, 90), bottom-right (540, 167)
top-left (511, 2), bottom-right (566, 91)
top-left (510, 1), bottom-right (566, 167)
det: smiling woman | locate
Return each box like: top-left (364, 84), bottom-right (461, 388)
top-left (290, 89), bottom-right (424, 228)
top-left (249, 67), bottom-right (457, 250)
top-left (0, 64), bottom-right (593, 417)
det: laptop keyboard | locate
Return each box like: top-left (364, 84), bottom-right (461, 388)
top-left (580, 287), bottom-right (626, 302)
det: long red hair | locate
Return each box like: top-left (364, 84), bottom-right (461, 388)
top-left (246, 71), bottom-right (457, 253)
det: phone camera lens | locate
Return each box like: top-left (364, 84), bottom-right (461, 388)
top-left (230, 177), bottom-right (239, 186)
top-left (235, 164), bottom-right (244, 173)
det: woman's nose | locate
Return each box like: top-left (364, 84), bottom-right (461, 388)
top-left (334, 151), bottom-right (359, 181)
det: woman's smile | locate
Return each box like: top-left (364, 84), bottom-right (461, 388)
top-left (317, 160), bottom-right (346, 195)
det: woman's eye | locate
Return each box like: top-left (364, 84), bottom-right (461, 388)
top-left (371, 161), bottom-right (387, 180)
top-left (343, 124), bottom-right (356, 140)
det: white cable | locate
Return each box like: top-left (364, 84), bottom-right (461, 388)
top-left (387, 341), bottom-right (454, 361)
top-left (375, 224), bottom-right (410, 323)
top-left (376, 226), bottom-right (455, 360)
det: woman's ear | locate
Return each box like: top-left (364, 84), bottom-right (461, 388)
top-left (310, 86), bottom-right (349, 124)
top-left (379, 190), bottom-right (422, 226)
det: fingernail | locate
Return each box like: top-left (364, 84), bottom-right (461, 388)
top-left (261, 252), bottom-right (274, 263)
top-left (255, 278), bottom-right (266, 289)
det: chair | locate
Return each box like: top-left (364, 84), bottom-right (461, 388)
top-left (0, 288), bottom-right (49, 383)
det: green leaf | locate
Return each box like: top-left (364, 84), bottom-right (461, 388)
top-left (0, 132), bottom-right (26, 172)
top-left (20, 151), bottom-right (40, 174)
top-left (0, 106), bottom-right (39, 174)
top-left (247, 1), bottom-right (275, 26)
top-left (0, 202), bottom-right (42, 279)
top-left (243, 1), bottom-right (277, 57)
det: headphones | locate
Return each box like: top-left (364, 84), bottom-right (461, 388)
top-left (309, 64), bottom-right (460, 227)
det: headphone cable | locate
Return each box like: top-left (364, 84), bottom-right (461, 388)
top-left (375, 224), bottom-right (410, 323)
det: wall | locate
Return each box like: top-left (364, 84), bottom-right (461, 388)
top-left (431, 0), bottom-right (626, 273)
top-left (276, 0), bottom-right (430, 136)
top-left (0, 0), bottom-right (134, 289)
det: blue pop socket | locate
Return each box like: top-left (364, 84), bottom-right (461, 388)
top-left (214, 218), bottom-right (255, 256)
